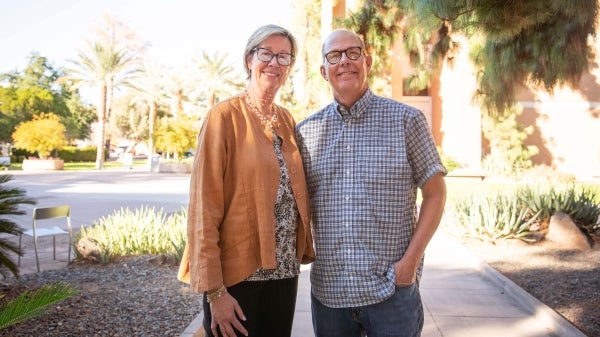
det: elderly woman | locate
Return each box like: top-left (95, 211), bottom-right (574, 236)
top-left (178, 24), bottom-right (314, 337)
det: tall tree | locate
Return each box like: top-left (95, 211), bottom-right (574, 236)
top-left (62, 14), bottom-right (144, 169)
top-left (192, 51), bottom-right (244, 110)
top-left (0, 54), bottom-right (92, 144)
top-left (341, 0), bottom-right (599, 115)
top-left (109, 95), bottom-right (149, 150)
top-left (469, 1), bottom-right (598, 114)
top-left (130, 62), bottom-right (168, 158)
top-left (162, 68), bottom-right (191, 119)
top-left (290, 0), bottom-right (328, 119)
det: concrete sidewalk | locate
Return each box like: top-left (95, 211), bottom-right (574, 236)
top-left (7, 170), bottom-right (587, 337)
top-left (180, 231), bottom-right (587, 337)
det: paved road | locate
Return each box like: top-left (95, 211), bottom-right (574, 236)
top-left (5, 168), bottom-right (190, 231)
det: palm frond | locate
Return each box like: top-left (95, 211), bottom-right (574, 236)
top-left (0, 174), bottom-right (37, 278)
top-left (0, 282), bottom-right (76, 330)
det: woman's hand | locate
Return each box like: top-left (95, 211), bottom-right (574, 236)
top-left (210, 292), bottom-right (248, 337)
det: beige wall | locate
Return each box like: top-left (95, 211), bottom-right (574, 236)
top-left (432, 34), bottom-right (600, 179)
top-left (518, 85), bottom-right (600, 179)
top-left (436, 36), bottom-right (482, 170)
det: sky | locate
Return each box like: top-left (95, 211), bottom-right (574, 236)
top-left (0, 0), bottom-right (294, 75)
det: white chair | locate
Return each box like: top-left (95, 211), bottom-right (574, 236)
top-left (18, 205), bottom-right (73, 272)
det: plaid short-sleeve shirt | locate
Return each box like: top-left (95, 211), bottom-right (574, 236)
top-left (296, 89), bottom-right (446, 308)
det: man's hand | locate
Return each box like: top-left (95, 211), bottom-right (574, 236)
top-left (394, 257), bottom-right (417, 286)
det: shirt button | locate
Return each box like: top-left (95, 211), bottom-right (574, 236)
top-left (345, 196), bottom-right (350, 201)
top-left (346, 170), bottom-right (350, 175)
top-left (346, 145), bottom-right (351, 150)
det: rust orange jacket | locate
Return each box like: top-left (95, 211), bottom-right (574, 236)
top-left (178, 93), bottom-right (314, 293)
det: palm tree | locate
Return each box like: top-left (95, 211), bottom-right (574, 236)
top-left (344, 0), bottom-right (598, 115)
top-left (0, 174), bottom-right (36, 278)
top-left (163, 67), bottom-right (194, 119)
top-left (130, 62), bottom-right (168, 160)
top-left (192, 51), bottom-right (244, 109)
top-left (63, 14), bottom-right (143, 169)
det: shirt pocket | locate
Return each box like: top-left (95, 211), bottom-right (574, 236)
top-left (359, 144), bottom-right (410, 193)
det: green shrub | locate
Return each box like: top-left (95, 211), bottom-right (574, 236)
top-left (519, 183), bottom-right (600, 236)
top-left (57, 146), bottom-right (97, 162)
top-left (12, 113), bottom-right (67, 159)
top-left (76, 206), bottom-right (187, 263)
top-left (155, 116), bottom-right (198, 162)
top-left (444, 192), bottom-right (538, 242)
top-left (9, 148), bottom-right (32, 163)
top-left (481, 107), bottom-right (538, 179)
top-left (444, 182), bottom-right (600, 241)
top-left (437, 147), bottom-right (462, 172)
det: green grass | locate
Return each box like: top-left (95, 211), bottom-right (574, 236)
top-left (4, 160), bottom-right (148, 171)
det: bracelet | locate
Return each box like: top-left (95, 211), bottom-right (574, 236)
top-left (206, 285), bottom-right (227, 303)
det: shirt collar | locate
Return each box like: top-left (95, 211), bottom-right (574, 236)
top-left (334, 89), bottom-right (373, 121)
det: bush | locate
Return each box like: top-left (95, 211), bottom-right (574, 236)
top-left (444, 192), bottom-right (538, 242)
top-left (437, 147), bottom-right (462, 172)
top-left (444, 183), bottom-right (600, 241)
top-left (481, 107), bottom-right (538, 178)
top-left (76, 206), bottom-right (187, 263)
top-left (57, 146), bottom-right (97, 162)
top-left (11, 113), bottom-right (67, 159)
top-left (154, 117), bottom-right (198, 162)
top-left (9, 148), bottom-right (33, 164)
top-left (519, 183), bottom-right (600, 236)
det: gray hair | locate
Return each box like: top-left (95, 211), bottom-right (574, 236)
top-left (243, 24), bottom-right (297, 79)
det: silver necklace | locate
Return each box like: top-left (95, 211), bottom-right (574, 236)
top-left (245, 91), bottom-right (279, 129)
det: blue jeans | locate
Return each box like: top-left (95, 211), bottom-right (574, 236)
top-left (311, 283), bottom-right (424, 337)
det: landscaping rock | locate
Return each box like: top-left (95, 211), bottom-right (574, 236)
top-left (76, 237), bottom-right (104, 262)
top-left (546, 212), bottom-right (592, 250)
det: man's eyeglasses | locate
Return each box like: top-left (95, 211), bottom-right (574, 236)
top-left (324, 47), bottom-right (364, 65)
top-left (253, 47), bottom-right (294, 66)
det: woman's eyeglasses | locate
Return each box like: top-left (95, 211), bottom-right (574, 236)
top-left (324, 47), bottom-right (364, 65)
top-left (253, 47), bottom-right (294, 66)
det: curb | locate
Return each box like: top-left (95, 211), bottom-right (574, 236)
top-left (446, 235), bottom-right (588, 337)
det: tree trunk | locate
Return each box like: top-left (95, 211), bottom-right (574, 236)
top-left (95, 83), bottom-right (108, 170)
top-left (148, 101), bottom-right (157, 157)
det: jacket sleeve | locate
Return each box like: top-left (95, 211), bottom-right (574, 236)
top-left (185, 108), bottom-right (228, 293)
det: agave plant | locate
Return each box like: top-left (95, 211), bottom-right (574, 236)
top-left (0, 282), bottom-right (76, 330)
top-left (0, 174), bottom-right (36, 278)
